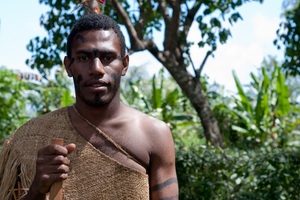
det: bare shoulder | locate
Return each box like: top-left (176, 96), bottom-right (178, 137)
top-left (124, 104), bottom-right (171, 132)
top-left (123, 104), bottom-right (174, 150)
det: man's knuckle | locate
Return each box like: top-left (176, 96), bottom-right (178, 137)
top-left (56, 155), bottom-right (65, 162)
top-left (57, 164), bottom-right (68, 173)
top-left (63, 158), bottom-right (71, 165)
top-left (41, 174), bottom-right (50, 181)
top-left (61, 173), bottom-right (68, 180)
top-left (62, 164), bottom-right (70, 173)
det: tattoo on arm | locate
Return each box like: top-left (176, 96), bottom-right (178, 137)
top-left (151, 177), bottom-right (178, 191)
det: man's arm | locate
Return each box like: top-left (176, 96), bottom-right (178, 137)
top-left (149, 122), bottom-right (178, 200)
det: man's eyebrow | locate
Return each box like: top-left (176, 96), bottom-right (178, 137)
top-left (75, 49), bottom-right (118, 55)
top-left (74, 49), bottom-right (92, 55)
top-left (98, 49), bottom-right (118, 54)
top-left (74, 48), bottom-right (119, 58)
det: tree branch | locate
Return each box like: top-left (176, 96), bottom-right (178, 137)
top-left (182, 1), bottom-right (202, 40)
top-left (187, 51), bottom-right (199, 79)
top-left (197, 51), bottom-right (212, 76)
top-left (136, 0), bottom-right (153, 39)
top-left (144, 0), bottom-right (153, 28)
top-left (110, 0), bottom-right (144, 51)
top-left (135, 0), bottom-right (144, 38)
top-left (159, 0), bottom-right (181, 52)
top-left (157, 0), bottom-right (171, 24)
top-left (165, 0), bottom-right (177, 9)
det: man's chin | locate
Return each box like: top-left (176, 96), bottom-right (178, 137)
top-left (80, 96), bottom-right (113, 108)
top-left (84, 100), bottom-right (111, 107)
top-left (76, 88), bottom-right (118, 108)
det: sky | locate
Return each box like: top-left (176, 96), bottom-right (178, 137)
top-left (0, 0), bottom-right (285, 93)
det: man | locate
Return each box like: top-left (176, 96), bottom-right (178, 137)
top-left (0, 14), bottom-right (178, 200)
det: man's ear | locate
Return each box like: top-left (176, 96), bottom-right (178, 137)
top-left (64, 56), bottom-right (73, 77)
top-left (121, 54), bottom-right (129, 76)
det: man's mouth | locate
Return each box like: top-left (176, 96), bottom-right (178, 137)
top-left (85, 80), bottom-right (109, 91)
top-left (91, 83), bottom-right (105, 87)
top-left (86, 79), bottom-right (108, 86)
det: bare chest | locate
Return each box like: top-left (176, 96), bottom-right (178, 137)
top-left (69, 108), bottom-right (150, 174)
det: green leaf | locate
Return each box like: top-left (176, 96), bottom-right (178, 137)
top-left (61, 90), bottom-right (73, 107)
top-left (232, 125), bottom-right (249, 134)
top-left (276, 67), bottom-right (290, 116)
top-left (254, 68), bottom-right (270, 128)
top-left (151, 69), bottom-right (164, 109)
top-left (232, 70), bottom-right (252, 114)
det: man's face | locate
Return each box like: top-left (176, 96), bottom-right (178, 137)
top-left (65, 29), bottom-right (128, 107)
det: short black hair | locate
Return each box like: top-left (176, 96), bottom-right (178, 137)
top-left (67, 14), bottom-right (126, 59)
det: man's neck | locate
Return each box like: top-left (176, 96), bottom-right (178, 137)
top-left (74, 97), bottom-right (122, 126)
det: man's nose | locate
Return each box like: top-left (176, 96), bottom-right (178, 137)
top-left (89, 58), bottom-right (105, 75)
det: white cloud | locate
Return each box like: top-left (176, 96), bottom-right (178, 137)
top-left (252, 12), bottom-right (280, 43)
top-left (199, 41), bottom-right (263, 92)
top-left (129, 51), bottom-right (163, 75)
top-left (27, 20), bottom-right (45, 34)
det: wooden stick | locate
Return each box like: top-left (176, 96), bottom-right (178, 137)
top-left (49, 138), bottom-right (64, 200)
top-left (18, 181), bottom-right (21, 199)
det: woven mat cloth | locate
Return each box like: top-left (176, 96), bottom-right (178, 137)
top-left (0, 107), bottom-right (149, 200)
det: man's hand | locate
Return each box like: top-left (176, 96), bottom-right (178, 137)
top-left (24, 143), bottom-right (76, 199)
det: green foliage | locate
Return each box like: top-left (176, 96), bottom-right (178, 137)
top-left (172, 58), bottom-right (300, 199)
top-left (0, 67), bottom-right (30, 145)
top-left (176, 142), bottom-right (300, 200)
top-left (274, 0), bottom-right (300, 75)
top-left (26, 68), bottom-right (75, 116)
top-left (26, 0), bottom-right (78, 77)
top-left (221, 61), bottom-right (299, 148)
top-left (0, 66), bottom-right (74, 148)
top-left (1, 59), bottom-right (299, 199)
top-left (121, 64), bottom-right (299, 199)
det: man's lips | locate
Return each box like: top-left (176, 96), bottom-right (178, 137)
top-left (85, 80), bottom-right (109, 91)
top-left (85, 79), bottom-right (109, 86)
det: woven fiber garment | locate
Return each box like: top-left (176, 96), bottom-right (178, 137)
top-left (0, 107), bottom-right (149, 200)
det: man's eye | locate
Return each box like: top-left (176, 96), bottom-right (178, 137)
top-left (79, 56), bottom-right (89, 61)
top-left (103, 56), bottom-right (113, 61)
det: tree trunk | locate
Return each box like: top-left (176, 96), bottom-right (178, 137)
top-left (170, 67), bottom-right (223, 148)
top-left (161, 54), bottom-right (223, 148)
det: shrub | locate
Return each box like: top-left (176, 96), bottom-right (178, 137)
top-left (175, 141), bottom-right (300, 200)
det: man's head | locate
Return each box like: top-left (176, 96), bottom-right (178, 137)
top-left (64, 14), bottom-right (129, 108)
top-left (67, 14), bottom-right (126, 59)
